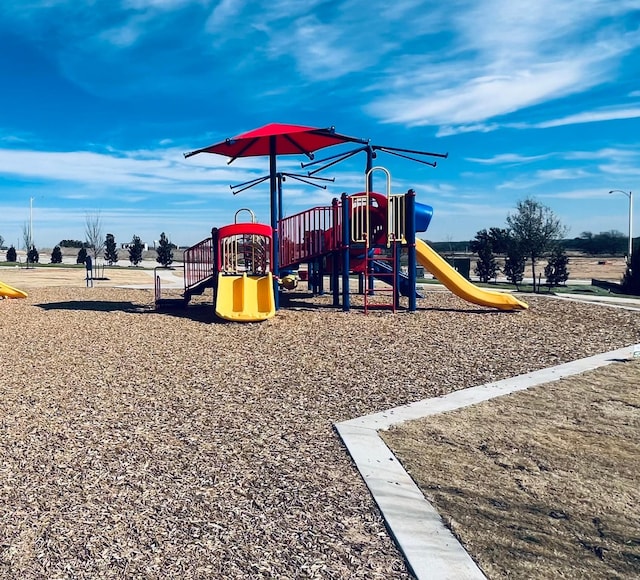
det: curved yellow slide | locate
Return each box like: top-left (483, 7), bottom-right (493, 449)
top-left (215, 272), bottom-right (275, 321)
top-left (416, 239), bottom-right (528, 311)
top-left (0, 280), bottom-right (28, 299)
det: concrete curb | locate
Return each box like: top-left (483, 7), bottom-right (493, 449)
top-left (335, 344), bottom-right (637, 579)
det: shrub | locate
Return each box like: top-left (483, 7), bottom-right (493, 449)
top-left (27, 245), bottom-right (39, 264)
top-left (128, 235), bottom-right (144, 266)
top-left (50, 246), bottom-right (63, 264)
top-left (156, 232), bottom-right (173, 267)
top-left (77, 247), bottom-right (88, 264)
top-left (544, 246), bottom-right (570, 287)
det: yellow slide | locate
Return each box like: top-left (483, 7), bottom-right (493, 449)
top-left (0, 280), bottom-right (28, 299)
top-left (215, 272), bottom-right (275, 322)
top-left (416, 239), bottom-right (528, 311)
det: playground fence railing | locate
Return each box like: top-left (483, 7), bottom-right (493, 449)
top-left (184, 237), bottom-right (214, 290)
top-left (279, 205), bottom-right (340, 268)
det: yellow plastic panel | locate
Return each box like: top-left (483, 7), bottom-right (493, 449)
top-left (215, 273), bottom-right (275, 321)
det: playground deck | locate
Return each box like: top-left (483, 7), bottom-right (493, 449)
top-left (1, 285), bottom-right (638, 578)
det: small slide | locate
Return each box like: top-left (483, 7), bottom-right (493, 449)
top-left (0, 280), bottom-right (28, 299)
top-left (371, 260), bottom-right (423, 298)
top-left (416, 239), bottom-right (528, 311)
top-left (215, 272), bottom-right (275, 322)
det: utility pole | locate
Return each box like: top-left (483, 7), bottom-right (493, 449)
top-left (29, 196), bottom-right (34, 248)
top-left (609, 190), bottom-right (633, 263)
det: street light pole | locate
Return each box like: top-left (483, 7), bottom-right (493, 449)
top-left (609, 189), bottom-right (633, 263)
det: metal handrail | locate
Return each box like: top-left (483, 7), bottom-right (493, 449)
top-left (184, 237), bottom-right (214, 290)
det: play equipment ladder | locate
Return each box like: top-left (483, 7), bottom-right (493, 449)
top-left (354, 167), bottom-right (400, 313)
top-left (363, 243), bottom-right (398, 313)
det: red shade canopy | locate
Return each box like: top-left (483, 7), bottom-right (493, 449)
top-left (184, 123), bottom-right (366, 162)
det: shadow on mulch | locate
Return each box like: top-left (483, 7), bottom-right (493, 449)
top-left (420, 306), bottom-right (506, 314)
top-left (36, 300), bottom-right (148, 313)
top-left (155, 303), bottom-right (220, 324)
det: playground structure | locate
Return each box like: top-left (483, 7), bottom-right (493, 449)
top-left (0, 280), bottom-right (28, 299)
top-left (155, 167), bottom-right (528, 321)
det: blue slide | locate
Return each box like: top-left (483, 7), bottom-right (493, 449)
top-left (371, 260), bottom-right (423, 298)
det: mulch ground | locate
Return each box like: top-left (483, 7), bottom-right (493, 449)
top-left (1, 286), bottom-right (639, 578)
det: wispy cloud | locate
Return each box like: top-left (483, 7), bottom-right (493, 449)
top-left (365, 0), bottom-right (640, 131)
top-left (467, 153), bottom-right (552, 165)
top-left (562, 147), bottom-right (640, 161)
top-left (528, 106), bottom-right (640, 128)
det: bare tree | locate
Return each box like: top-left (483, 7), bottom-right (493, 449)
top-left (22, 222), bottom-right (32, 252)
top-left (85, 212), bottom-right (104, 261)
top-left (506, 198), bottom-right (568, 293)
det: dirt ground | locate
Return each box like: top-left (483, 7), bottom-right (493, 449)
top-left (0, 264), bottom-right (182, 290)
top-left (0, 254), bottom-right (628, 291)
top-left (382, 360), bottom-right (640, 579)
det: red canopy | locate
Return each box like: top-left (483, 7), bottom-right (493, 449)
top-left (184, 123), bottom-right (366, 162)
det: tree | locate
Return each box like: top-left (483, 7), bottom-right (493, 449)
top-left (85, 212), bottom-right (104, 261)
top-left (506, 198), bottom-right (568, 293)
top-left (128, 235), bottom-right (144, 266)
top-left (544, 246), bottom-right (570, 287)
top-left (104, 233), bottom-right (119, 265)
top-left (27, 245), bottom-right (39, 264)
top-left (77, 247), bottom-right (88, 264)
top-left (22, 222), bottom-right (32, 254)
top-left (503, 245), bottom-right (526, 289)
top-left (577, 230), bottom-right (626, 255)
top-left (50, 246), bottom-right (63, 264)
top-left (487, 227), bottom-right (511, 254)
top-left (475, 245), bottom-right (498, 283)
top-left (0, 234), bottom-right (4, 249)
top-left (470, 230), bottom-right (498, 282)
top-left (6, 246), bottom-right (17, 262)
top-left (59, 239), bottom-right (85, 248)
top-left (156, 232), bottom-right (174, 267)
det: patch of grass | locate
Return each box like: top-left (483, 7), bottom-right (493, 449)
top-left (382, 360), bottom-right (640, 580)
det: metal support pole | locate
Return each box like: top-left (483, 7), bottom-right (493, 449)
top-left (406, 189), bottom-right (417, 312)
top-left (341, 192), bottom-right (350, 311)
top-left (331, 198), bottom-right (340, 306)
top-left (269, 143), bottom-right (279, 310)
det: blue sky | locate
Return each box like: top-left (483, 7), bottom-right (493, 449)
top-left (1, 0), bottom-right (639, 250)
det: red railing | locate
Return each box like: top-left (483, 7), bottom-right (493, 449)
top-left (279, 204), bottom-right (342, 268)
top-left (184, 237), bottom-right (214, 290)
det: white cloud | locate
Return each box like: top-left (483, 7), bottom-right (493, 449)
top-left (562, 147), bottom-right (639, 161)
top-left (532, 107), bottom-right (640, 129)
top-left (365, 0), bottom-right (640, 130)
top-left (467, 153), bottom-right (551, 165)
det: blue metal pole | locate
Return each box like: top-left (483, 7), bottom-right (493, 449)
top-left (332, 198), bottom-right (340, 306)
top-left (366, 145), bottom-right (373, 192)
top-left (318, 258), bottom-right (325, 295)
top-left (269, 139), bottom-right (279, 310)
top-left (277, 173), bottom-right (283, 223)
top-left (341, 192), bottom-right (350, 311)
top-left (406, 189), bottom-right (417, 312)
top-left (395, 242), bottom-right (401, 310)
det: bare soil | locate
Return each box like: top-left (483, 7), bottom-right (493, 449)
top-left (382, 360), bottom-right (640, 579)
top-left (464, 255), bottom-right (627, 282)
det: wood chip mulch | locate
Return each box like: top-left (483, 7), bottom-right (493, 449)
top-left (1, 287), bottom-right (639, 579)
